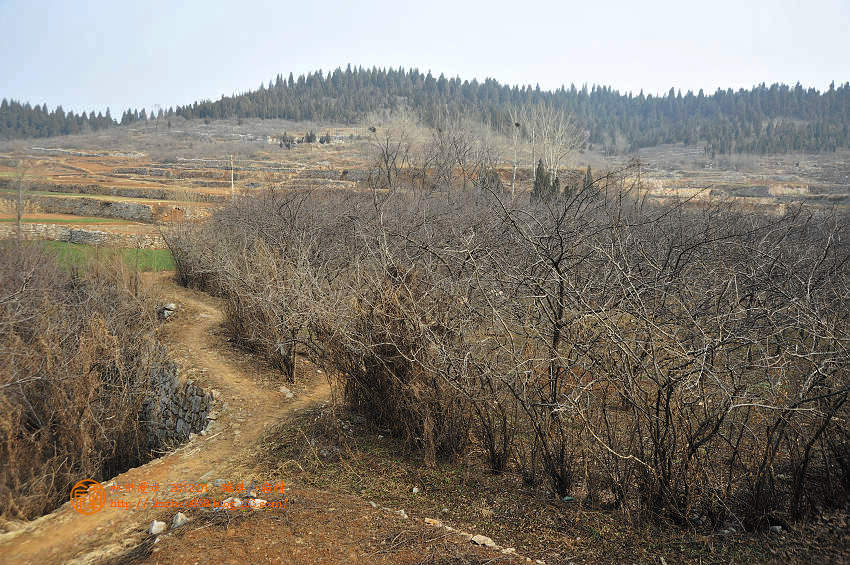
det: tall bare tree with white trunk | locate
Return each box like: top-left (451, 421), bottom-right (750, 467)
top-left (529, 102), bottom-right (587, 183)
top-left (506, 106), bottom-right (523, 199)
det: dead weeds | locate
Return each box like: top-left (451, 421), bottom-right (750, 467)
top-left (256, 402), bottom-right (850, 564)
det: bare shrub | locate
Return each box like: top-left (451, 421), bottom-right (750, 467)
top-left (166, 156), bottom-right (850, 529)
top-left (0, 243), bottom-right (169, 521)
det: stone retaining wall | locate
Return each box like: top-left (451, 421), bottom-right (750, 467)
top-left (27, 195), bottom-right (157, 222)
top-left (14, 195), bottom-right (211, 224)
top-left (144, 361), bottom-right (213, 446)
top-left (0, 179), bottom-right (225, 207)
top-left (0, 223), bottom-right (166, 248)
top-left (112, 167), bottom-right (173, 177)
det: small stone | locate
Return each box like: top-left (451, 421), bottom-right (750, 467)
top-left (368, 501), bottom-right (378, 508)
top-left (471, 534), bottom-right (496, 548)
top-left (172, 512), bottom-right (188, 528)
top-left (162, 303), bottom-right (177, 311)
top-left (148, 520), bottom-right (167, 535)
top-left (247, 498), bottom-right (267, 509)
top-left (396, 509), bottom-right (408, 519)
top-left (441, 507), bottom-right (449, 514)
top-left (223, 497), bottom-right (242, 508)
top-left (502, 548), bottom-right (516, 555)
top-left (689, 514), bottom-right (703, 526)
top-left (412, 487), bottom-right (420, 494)
top-left (424, 518), bottom-right (442, 526)
top-left (769, 525), bottom-right (783, 533)
top-left (457, 531), bottom-right (474, 541)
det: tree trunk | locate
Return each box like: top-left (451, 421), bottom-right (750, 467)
top-left (512, 129), bottom-right (518, 199)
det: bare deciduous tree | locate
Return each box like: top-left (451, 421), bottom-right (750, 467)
top-left (507, 106), bottom-right (522, 199)
top-left (367, 124), bottom-right (410, 195)
top-left (529, 101), bottom-right (587, 182)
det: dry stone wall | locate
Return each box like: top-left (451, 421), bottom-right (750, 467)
top-left (144, 360), bottom-right (213, 446)
top-left (0, 179), bottom-right (226, 203)
top-left (28, 195), bottom-right (156, 222)
top-left (0, 223), bottom-right (166, 248)
top-left (6, 195), bottom-right (210, 224)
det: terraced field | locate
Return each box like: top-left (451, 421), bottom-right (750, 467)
top-left (1, 119), bottom-right (848, 250)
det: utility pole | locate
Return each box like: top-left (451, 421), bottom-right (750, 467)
top-left (15, 162), bottom-right (27, 245)
top-left (230, 155), bottom-right (235, 200)
top-left (16, 173), bottom-right (22, 244)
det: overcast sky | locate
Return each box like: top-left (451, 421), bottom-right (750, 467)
top-left (1, 0), bottom-right (848, 115)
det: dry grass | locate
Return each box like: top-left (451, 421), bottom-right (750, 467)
top-left (0, 242), bottom-right (170, 522)
top-left (257, 402), bottom-right (850, 564)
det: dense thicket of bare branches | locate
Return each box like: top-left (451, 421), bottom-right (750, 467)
top-left (166, 169), bottom-right (849, 528)
top-left (0, 245), bottom-right (169, 521)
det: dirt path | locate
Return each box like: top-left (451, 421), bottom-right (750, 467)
top-left (0, 275), bottom-right (521, 565)
top-left (0, 274), bottom-right (331, 565)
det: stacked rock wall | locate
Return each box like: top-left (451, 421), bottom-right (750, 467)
top-left (0, 223), bottom-right (166, 248)
top-left (28, 195), bottom-right (156, 222)
top-left (145, 361), bottom-right (213, 446)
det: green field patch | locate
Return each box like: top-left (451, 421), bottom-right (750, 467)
top-left (40, 241), bottom-right (175, 272)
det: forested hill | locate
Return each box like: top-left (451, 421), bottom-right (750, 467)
top-left (0, 100), bottom-right (115, 140)
top-left (174, 67), bottom-right (850, 154)
top-left (3, 66), bottom-right (850, 154)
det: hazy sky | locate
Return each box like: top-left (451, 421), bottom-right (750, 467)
top-left (1, 0), bottom-right (848, 115)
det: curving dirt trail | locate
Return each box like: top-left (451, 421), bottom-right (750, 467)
top-left (0, 274), bottom-right (331, 565)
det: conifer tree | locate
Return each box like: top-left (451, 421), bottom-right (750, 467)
top-left (532, 159), bottom-right (555, 201)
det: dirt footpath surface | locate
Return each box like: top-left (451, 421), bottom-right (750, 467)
top-left (0, 275), bottom-right (523, 565)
